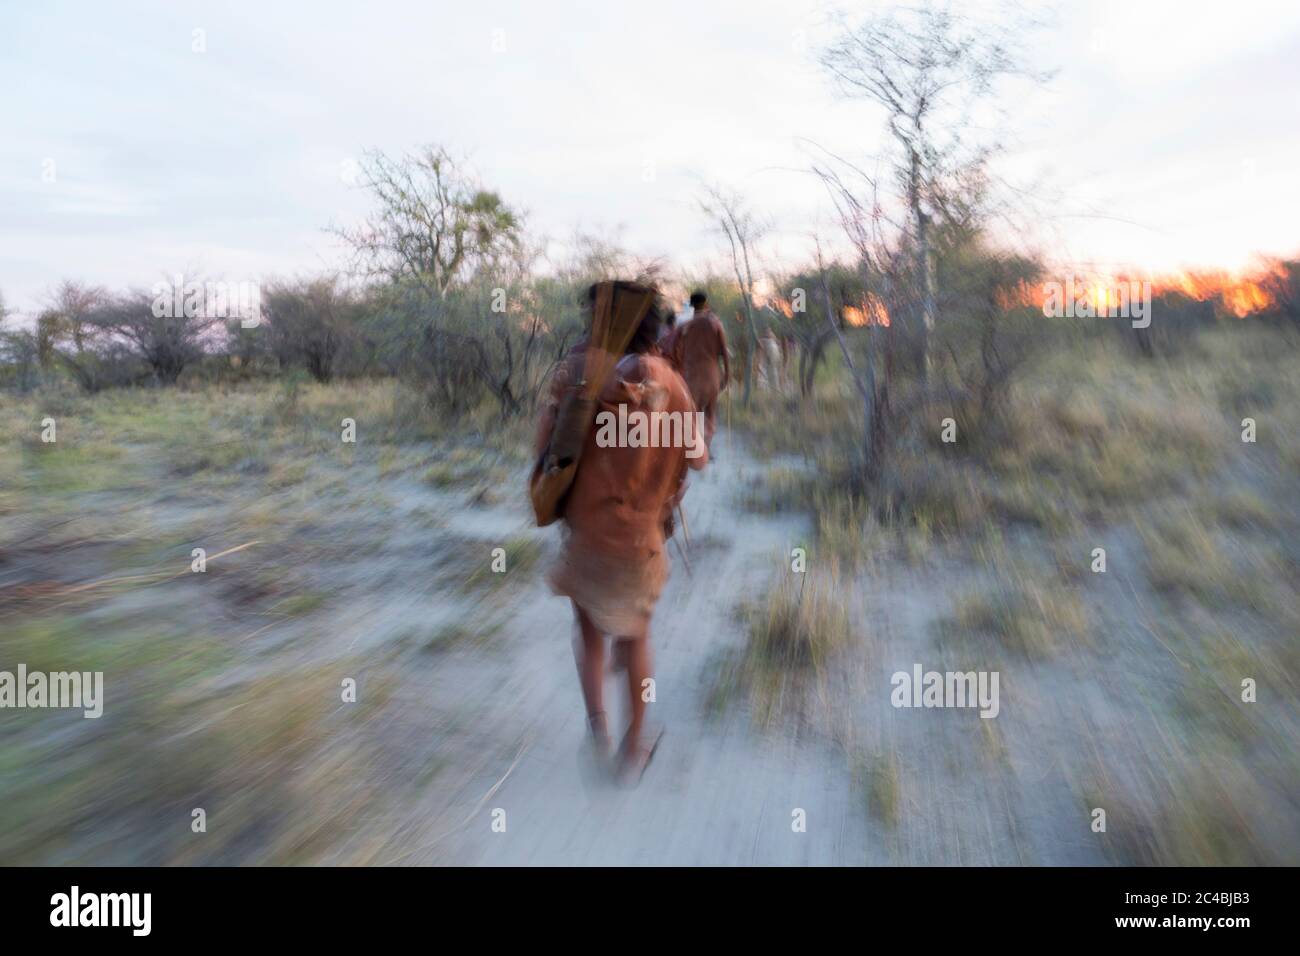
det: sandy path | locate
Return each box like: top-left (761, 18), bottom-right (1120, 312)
top-left (410, 430), bottom-right (879, 865)
top-left (309, 425), bottom-right (1300, 867)
top-left (389, 432), bottom-right (1152, 866)
top-left (8, 396), bottom-right (1296, 865)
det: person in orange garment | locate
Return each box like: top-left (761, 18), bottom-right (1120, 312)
top-left (533, 282), bottom-right (708, 783)
top-left (664, 290), bottom-right (730, 446)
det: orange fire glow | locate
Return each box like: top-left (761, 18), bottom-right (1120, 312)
top-left (1156, 271), bottom-right (1276, 318)
top-left (733, 264), bottom-right (1279, 329)
top-left (1005, 267), bottom-right (1278, 319)
top-left (844, 294), bottom-right (890, 327)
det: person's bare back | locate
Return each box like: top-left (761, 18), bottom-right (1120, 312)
top-left (666, 292), bottom-right (730, 444)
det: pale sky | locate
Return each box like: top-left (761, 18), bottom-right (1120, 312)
top-left (2, 0), bottom-right (1298, 318)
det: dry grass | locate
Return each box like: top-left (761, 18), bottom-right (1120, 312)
top-left (939, 574), bottom-right (1089, 661)
top-left (462, 534), bottom-right (541, 591)
top-left (1083, 751), bottom-right (1297, 866)
top-left (0, 611), bottom-right (399, 864)
top-left (855, 752), bottom-right (902, 828)
top-left (0, 377), bottom-right (544, 863)
top-left (740, 567), bottom-right (851, 670)
top-left (730, 326), bottom-right (1260, 566)
top-left (708, 565), bottom-right (854, 727)
top-left (1138, 506), bottom-right (1275, 611)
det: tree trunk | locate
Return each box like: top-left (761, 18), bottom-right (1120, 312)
top-left (908, 146), bottom-right (935, 383)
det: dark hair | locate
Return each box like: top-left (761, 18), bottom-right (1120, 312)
top-left (628, 304), bottom-right (663, 354)
top-left (584, 280), bottom-right (664, 355)
top-left (689, 290), bottom-right (708, 309)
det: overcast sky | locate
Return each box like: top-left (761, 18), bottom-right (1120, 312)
top-left (2, 0), bottom-right (1298, 317)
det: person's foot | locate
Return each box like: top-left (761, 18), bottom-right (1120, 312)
top-left (615, 724), bottom-right (664, 787)
top-left (589, 711), bottom-right (612, 755)
top-left (579, 711), bottom-right (614, 784)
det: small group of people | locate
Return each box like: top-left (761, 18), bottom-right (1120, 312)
top-left (532, 287), bottom-right (729, 784)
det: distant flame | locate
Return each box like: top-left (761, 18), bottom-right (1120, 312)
top-left (1009, 267), bottom-right (1278, 318)
top-left (995, 280), bottom-right (1037, 311)
top-left (1157, 272), bottom-right (1275, 318)
top-left (844, 294), bottom-right (890, 327)
top-left (1225, 281), bottom-right (1273, 317)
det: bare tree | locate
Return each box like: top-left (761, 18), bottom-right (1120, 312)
top-left (807, 155), bottom-right (912, 476)
top-left (813, 240), bottom-right (879, 471)
top-left (91, 279), bottom-right (223, 385)
top-left (819, 3), bottom-right (1041, 381)
top-left (34, 281), bottom-right (135, 391)
top-left (769, 263), bottom-right (866, 399)
top-left (335, 145), bottom-right (524, 297)
top-left (699, 183), bottom-right (766, 405)
top-left (333, 144), bottom-right (542, 416)
top-left (0, 292), bottom-right (40, 391)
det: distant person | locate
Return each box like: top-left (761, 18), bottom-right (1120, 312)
top-left (533, 282), bottom-right (708, 784)
top-left (658, 303), bottom-right (678, 343)
top-left (665, 291), bottom-right (730, 446)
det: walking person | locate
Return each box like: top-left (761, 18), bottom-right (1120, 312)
top-left (665, 290), bottom-right (730, 447)
top-left (532, 281), bottom-right (708, 783)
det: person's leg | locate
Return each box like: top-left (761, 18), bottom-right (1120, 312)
top-left (616, 623), bottom-right (656, 779)
top-left (572, 603), bottom-right (609, 747)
